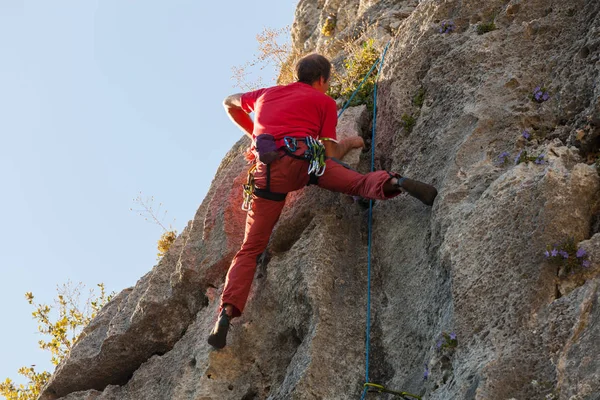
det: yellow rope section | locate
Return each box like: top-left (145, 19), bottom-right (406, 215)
top-left (364, 383), bottom-right (422, 399)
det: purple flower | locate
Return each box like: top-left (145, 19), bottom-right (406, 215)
top-left (450, 332), bottom-right (457, 340)
top-left (559, 250), bottom-right (569, 259)
top-left (582, 260), bottom-right (591, 268)
top-left (576, 248), bottom-right (587, 258)
top-left (522, 130), bottom-right (531, 139)
top-left (498, 151), bottom-right (510, 164)
top-left (551, 248), bottom-right (558, 257)
top-left (440, 20), bottom-right (455, 34)
top-left (532, 86), bottom-right (549, 103)
top-left (535, 155), bottom-right (545, 165)
top-left (424, 364), bottom-right (430, 380)
top-left (514, 150), bottom-right (523, 165)
top-left (544, 250), bottom-right (550, 258)
top-left (436, 339), bottom-right (443, 349)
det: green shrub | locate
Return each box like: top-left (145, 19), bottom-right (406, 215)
top-left (328, 39), bottom-right (380, 110)
top-left (157, 230), bottom-right (177, 259)
top-left (413, 87), bottom-right (426, 108)
top-left (231, 26), bottom-right (295, 90)
top-left (477, 22), bottom-right (496, 35)
top-left (130, 193), bottom-right (177, 260)
top-left (1, 283), bottom-right (113, 400)
top-left (321, 15), bottom-right (337, 37)
top-left (401, 114), bottom-right (416, 133)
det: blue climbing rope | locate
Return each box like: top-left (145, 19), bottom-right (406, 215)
top-left (358, 42), bottom-right (390, 400)
top-left (335, 42), bottom-right (415, 399)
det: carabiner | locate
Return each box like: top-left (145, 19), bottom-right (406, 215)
top-left (315, 163), bottom-right (326, 176)
top-left (284, 136), bottom-right (297, 152)
top-left (308, 160), bottom-right (317, 175)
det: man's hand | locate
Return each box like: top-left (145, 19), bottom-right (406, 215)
top-left (223, 94), bottom-right (254, 139)
top-left (323, 136), bottom-right (364, 159)
top-left (346, 136), bottom-right (365, 149)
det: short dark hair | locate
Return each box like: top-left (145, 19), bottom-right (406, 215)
top-left (296, 54), bottom-right (331, 85)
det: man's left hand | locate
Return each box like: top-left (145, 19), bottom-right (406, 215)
top-left (348, 136), bottom-right (365, 149)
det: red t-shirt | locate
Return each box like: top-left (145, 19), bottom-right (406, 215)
top-left (240, 82), bottom-right (338, 145)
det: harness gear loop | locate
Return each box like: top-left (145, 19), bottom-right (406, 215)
top-left (241, 164), bottom-right (287, 211)
top-left (364, 383), bottom-right (422, 399)
top-left (241, 164), bottom-right (257, 211)
top-left (283, 136), bottom-right (326, 177)
top-left (305, 136), bottom-right (326, 176)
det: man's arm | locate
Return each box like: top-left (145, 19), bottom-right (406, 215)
top-left (323, 137), bottom-right (365, 159)
top-left (223, 94), bottom-right (254, 139)
top-left (319, 97), bottom-right (365, 159)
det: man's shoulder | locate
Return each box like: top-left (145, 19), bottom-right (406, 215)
top-left (310, 90), bottom-right (336, 109)
top-left (264, 82), bottom-right (336, 108)
top-left (292, 83), bottom-right (335, 103)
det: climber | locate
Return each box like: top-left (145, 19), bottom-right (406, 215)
top-left (207, 53), bottom-right (438, 349)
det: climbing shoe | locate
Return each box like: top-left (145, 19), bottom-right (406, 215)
top-left (207, 308), bottom-right (230, 349)
top-left (396, 177), bottom-right (438, 206)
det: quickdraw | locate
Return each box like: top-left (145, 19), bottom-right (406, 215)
top-left (242, 164), bottom-right (257, 211)
top-left (305, 136), bottom-right (326, 176)
top-left (283, 136), bottom-right (326, 176)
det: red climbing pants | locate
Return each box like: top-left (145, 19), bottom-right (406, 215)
top-left (220, 144), bottom-right (400, 317)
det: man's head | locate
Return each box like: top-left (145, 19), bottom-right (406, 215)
top-left (296, 53), bottom-right (331, 93)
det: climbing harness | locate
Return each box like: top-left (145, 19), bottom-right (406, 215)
top-left (242, 134), bottom-right (326, 211)
top-left (364, 383), bottom-right (422, 400)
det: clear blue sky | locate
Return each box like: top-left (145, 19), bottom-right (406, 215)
top-left (0, 0), bottom-right (296, 384)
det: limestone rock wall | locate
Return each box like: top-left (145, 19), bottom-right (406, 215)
top-left (40, 0), bottom-right (600, 399)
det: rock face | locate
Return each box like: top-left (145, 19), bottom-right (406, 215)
top-left (40, 0), bottom-right (600, 399)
